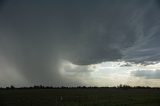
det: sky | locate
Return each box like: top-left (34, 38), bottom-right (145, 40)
top-left (0, 0), bottom-right (160, 87)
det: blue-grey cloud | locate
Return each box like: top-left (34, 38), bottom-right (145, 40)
top-left (132, 70), bottom-right (160, 79)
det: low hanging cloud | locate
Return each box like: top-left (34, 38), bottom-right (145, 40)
top-left (0, 0), bottom-right (160, 86)
top-left (60, 61), bottom-right (95, 85)
top-left (132, 70), bottom-right (160, 79)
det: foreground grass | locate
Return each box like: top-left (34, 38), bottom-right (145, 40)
top-left (0, 88), bottom-right (160, 106)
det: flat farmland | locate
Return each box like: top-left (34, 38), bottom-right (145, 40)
top-left (0, 88), bottom-right (160, 106)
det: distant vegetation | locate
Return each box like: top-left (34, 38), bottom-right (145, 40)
top-left (1, 84), bottom-right (159, 90)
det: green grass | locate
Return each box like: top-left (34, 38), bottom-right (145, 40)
top-left (0, 88), bottom-right (160, 106)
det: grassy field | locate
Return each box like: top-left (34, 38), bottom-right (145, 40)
top-left (0, 88), bottom-right (160, 106)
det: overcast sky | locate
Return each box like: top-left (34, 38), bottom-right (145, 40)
top-left (0, 0), bottom-right (160, 87)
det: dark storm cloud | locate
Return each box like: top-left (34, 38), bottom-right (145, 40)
top-left (0, 0), bottom-right (5, 5)
top-left (0, 0), bottom-right (5, 10)
top-left (156, 0), bottom-right (160, 7)
top-left (132, 70), bottom-right (160, 79)
top-left (0, 0), bottom-right (160, 86)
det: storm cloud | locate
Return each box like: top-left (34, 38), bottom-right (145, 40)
top-left (0, 0), bottom-right (160, 86)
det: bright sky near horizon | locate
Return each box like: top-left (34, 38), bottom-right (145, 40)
top-left (60, 60), bottom-right (160, 87)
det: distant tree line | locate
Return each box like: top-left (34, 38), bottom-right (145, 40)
top-left (0, 84), bottom-right (159, 90)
